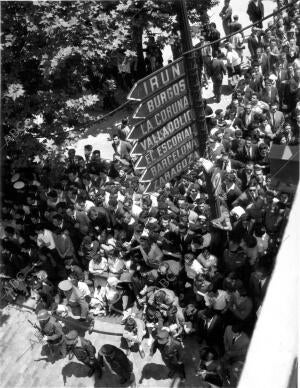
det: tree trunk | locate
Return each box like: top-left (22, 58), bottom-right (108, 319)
top-left (132, 23), bottom-right (146, 79)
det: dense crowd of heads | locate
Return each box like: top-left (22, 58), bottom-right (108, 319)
top-left (1, 1), bottom-right (298, 385)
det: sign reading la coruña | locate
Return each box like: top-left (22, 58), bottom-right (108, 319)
top-left (129, 95), bottom-right (190, 140)
top-left (140, 138), bottom-right (197, 182)
top-left (143, 150), bottom-right (199, 193)
top-left (128, 58), bottom-right (185, 101)
top-left (135, 124), bottom-right (197, 169)
top-left (130, 110), bottom-right (195, 156)
top-left (133, 78), bottom-right (187, 119)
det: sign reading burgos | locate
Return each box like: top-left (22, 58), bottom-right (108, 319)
top-left (126, 56), bottom-right (198, 194)
top-left (133, 78), bottom-right (187, 119)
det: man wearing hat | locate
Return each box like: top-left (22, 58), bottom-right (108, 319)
top-left (98, 344), bottom-right (133, 384)
top-left (58, 279), bottom-right (94, 334)
top-left (65, 330), bottom-right (98, 377)
top-left (36, 309), bottom-right (66, 361)
top-left (150, 329), bottom-right (185, 380)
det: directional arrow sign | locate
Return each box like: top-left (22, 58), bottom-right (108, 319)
top-left (130, 109), bottom-right (195, 156)
top-left (135, 124), bottom-right (197, 169)
top-left (128, 95), bottom-right (190, 141)
top-left (143, 150), bottom-right (199, 194)
top-left (128, 58), bottom-right (184, 101)
top-left (133, 78), bottom-right (187, 119)
top-left (140, 138), bottom-right (198, 182)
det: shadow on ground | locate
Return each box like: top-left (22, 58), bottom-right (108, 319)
top-left (94, 367), bottom-right (134, 388)
top-left (62, 361), bottom-right (91, 384)
top-left (139, 363), bottom-right (169, 384)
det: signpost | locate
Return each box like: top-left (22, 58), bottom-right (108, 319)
top-left (140, 138), bottom-right (198, 182)
top-left (125, 0), bottom-right (208, 195)
top-left (126, 53), bottom-right (197, 193)
top-left (132, 78), bottom-right (187, 119)
top-left (130, 109), bottom-right (194, 156)
top-left (128, 58), bottom-right (185, 101)
top-left (128, 95), bottom-right (190, 140)
top-left (144, 150), bottom-right (200, 193)
top-left (135, 124), bottom-right (197, 169)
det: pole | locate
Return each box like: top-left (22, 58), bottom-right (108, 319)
top-left (176, 0), bottom-right (207, 157)
top-left (176, 0), bottom-right (220, 218)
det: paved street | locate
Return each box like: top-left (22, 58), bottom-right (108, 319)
top-left (0, 301), bottom-right (206, 388)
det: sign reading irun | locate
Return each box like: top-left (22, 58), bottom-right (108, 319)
top-left (128, 58), bottom-right (185, 101)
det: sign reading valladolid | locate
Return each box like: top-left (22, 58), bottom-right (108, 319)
top-left (127, 57), bottom-right (197, 194)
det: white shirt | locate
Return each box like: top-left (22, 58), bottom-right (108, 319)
top-left (185, 259), bottom-right (204, 280)
top-left (206, 290), bottom-right (230, 310)
top-left (78, 281), bottom-right (91, 297)
top-left (37, 229), bottom-right (56, 250)
top-left (227, 50), bottom-right (241, 67)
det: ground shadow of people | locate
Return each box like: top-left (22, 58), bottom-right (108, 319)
top-left (40, 343), bottom-right (65, 364)
top-left (222, 84), bottom-right (233, 96)
top-left (138, 363), bottom-right (169, 384)
top-left (58, 314), bottom-right (88, 337)
top-left (94, 367), bottom-right (134, 388)
top-left (61, 361), bottom-right (91, 385)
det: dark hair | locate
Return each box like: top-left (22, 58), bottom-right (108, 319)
top-left (5, 226), bottom-right (15, 235)
top-left (84, 144), bottom-right (93, 151)
top-left (47, 190), bottom-right (58, 199)
top-left (52, 214), bottom-right (63, 222)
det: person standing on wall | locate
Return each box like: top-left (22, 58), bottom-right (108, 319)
top-left (210, 50), bottom-right (227, 103)
top-left (219, 0), bottom-right (233, 36)
top-left (247, 0), bottom-right (264, 29)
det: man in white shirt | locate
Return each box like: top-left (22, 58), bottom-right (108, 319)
top-left (226, 43), bottom-right (241, 87)
top-left (36, 224), bottom-right (56, 250)
top-left (184, 253), bottom-right (204, 281)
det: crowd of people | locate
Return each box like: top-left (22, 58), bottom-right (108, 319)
top-left (0, 0), bottom-right (298, 387)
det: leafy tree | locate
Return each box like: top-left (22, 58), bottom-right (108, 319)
top-left (1, 0), bottom-right (218, 160)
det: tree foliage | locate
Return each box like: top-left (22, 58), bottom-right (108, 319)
top-left (1, 0), bottom-right (218, 159)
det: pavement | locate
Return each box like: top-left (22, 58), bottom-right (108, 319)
top-left (0, 300), bottom-right (207, 388)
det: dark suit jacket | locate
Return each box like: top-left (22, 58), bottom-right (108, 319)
top-left (247, 35), bottom-right (261, 57)
top-left (247, 0), bottom-right (264, 23)
top-left (237, 169), bottom-right (255, 191)
top-left (266, 110), bottom-right (284, 132)
top-left (236, 144), bottom-right (258, 163)
top-left (226, 184), bottom-right (242, 209)
top-left (260, 86), bottom-right (279, 106)
top-left (210, 58), bottom-right (227, 82)
top-left (224, 325), bottom-right (250, 361)
top-left (248, 272), bottom-right (270, 308)
top-left (112, 140), bottom-right (132, 160)
top-left (238, 111), bottom-right (255, 131)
